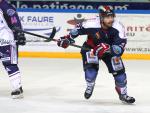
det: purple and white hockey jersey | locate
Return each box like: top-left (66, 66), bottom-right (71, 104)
top-left (0, 0), bottom-right (22, 44)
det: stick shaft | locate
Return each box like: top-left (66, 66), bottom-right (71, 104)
top-left (14, 27), bottom-right (90, 51)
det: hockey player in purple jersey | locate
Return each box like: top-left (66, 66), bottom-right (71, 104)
top-left (58, 6), bottom-right (135, 104)
top-left (0, 0), bottom-right (26, 99)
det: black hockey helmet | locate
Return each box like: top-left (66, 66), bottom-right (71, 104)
top-left (99, 6), bottom-right (115, 18)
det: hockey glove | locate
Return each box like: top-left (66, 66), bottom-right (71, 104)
top-left (57, 35), bottom-right (75, 48)
top-left (16, 32), bottom-right (26, 46)
top-left (93, 43), bottom-right (110, 59)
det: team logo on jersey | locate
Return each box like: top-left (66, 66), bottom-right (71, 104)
top-left (7, 9), bottom-right (16, 16)
top-left (95, 32), bottom-right (101, 39)
top-left (114, 57), bottom-right (120, 63)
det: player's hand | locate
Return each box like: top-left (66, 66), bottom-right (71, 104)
top-left (16, 32), bottom-right (26, 46)
top-left (93, 43), bottom-right (110, 58)
top-left (57, 35), bottom-right (75, 49)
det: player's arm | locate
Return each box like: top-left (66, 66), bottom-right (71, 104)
top-left (110, 30), bottom-right (127, 57)
top-left (92, 31), bottom-right (126, 59)
top-left (93, 25), bottom-right (127, 59)
top-left (57, 23), bottom-right (98, 48)
top-left (94, 31), bottom-right (127, 58)
top-left (1, 1), bottom-right (26, 45)
top-left (110, 21), bottom-right (127, 57)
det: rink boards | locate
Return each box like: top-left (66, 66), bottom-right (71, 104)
top-left (17, 9), bottom-right (150, 60)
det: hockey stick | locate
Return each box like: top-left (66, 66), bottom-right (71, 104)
top-left (52, 38), bottom-right (90, 51)
top-left (13, 27), bottom-right (90, 51)
top-left (13, 27), bottom-right (56, 42)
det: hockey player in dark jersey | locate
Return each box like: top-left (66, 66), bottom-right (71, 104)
top-left (57, 6), bottom-right (135, 104)
top-left (0, 0), bottom-right (26, 99)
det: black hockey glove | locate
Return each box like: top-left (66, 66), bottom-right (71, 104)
top-left (57, 35), bottom-right (75, 48)
top-left (16, 32), bottom-right (26, 46)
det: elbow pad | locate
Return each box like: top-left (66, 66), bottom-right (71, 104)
top-left (111, 45), bottom-right (124, 56)
top-left (69, 28), bottom-right (79, 38)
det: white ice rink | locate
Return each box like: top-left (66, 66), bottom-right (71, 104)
top-left (0, 58), bottom-right (150, 113)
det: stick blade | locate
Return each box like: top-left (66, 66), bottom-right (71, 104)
top-left (45, 27), bottom-right (56, 42)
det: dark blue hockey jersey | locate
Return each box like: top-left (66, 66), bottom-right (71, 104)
top-left (70, 18), bottom-right (127, 56)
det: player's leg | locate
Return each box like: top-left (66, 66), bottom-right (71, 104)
top-left (0, 44), bottom-right (23, 99)
top-left (81, 48), bottom-right (99, 99)
top-left (102, 55), bottom-right (135, 103)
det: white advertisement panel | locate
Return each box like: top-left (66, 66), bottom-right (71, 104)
top-left (117, 14), bottom-right (150, 54)
top-left (18, 11), bottom-right (150, 54)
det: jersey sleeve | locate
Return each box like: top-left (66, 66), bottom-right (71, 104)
top-left (113, 20), bottom-right (126, 39)
top-left (69, 18), bottom-right (100, 38)
top-left (111, 30), bottom-right (127, 56)
top-left (0, 1), bottom-right (22, 38)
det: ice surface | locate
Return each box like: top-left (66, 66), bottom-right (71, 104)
top-left (0, 58), bottom-right (150, 113)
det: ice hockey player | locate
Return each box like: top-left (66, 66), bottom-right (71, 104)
top-left (0, 0), bottom-right (26, 99)
top-left (57, 6), bottom-right (135, 104)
